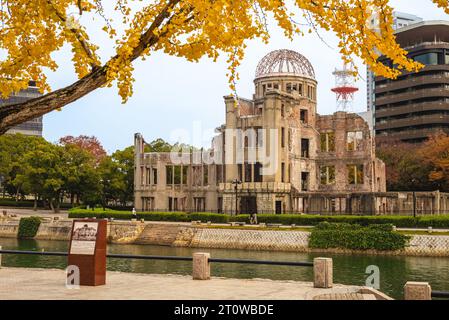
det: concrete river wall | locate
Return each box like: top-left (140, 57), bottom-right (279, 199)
top-left (1, 217), bottom-right (449, 257)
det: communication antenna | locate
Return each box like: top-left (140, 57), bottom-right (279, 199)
top-left (331, 64), bottom-right (359, 112)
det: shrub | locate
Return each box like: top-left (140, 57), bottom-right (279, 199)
top-left (17, 217), bottom-right (42, 239)
top-left (309, 223), bottom-right (410, 251)
top-left (68, 209), bottom-right (449, 228)
top-left (367, 224), bottom-right (394, 232)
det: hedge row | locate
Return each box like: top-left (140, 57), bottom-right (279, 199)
top-left (0, 198), bottom-right (73, 209)
top-left (68, 209), bottom-right (229, 223)
top-left (67, 210), bottom-right (449, 228)
top-left (232, 214), bottom-right (449, 228)
top-left (18, 217), bottom-right (42, 239)
top-left (309, 222), bottom-right (410, 251)
top-left (0, 199), bottom-right (39, 208)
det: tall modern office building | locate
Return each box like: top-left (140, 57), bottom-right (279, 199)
top-left (3, 81), bottom-right (43, 136)
top-left (375, 20), bottom-right (449, 143)
top-left (366, 11), bottom-right (423, 131)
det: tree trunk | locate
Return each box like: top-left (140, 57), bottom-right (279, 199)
top-left (33, 195), bottom-right (37, 211)
top-left (15, 187), bottom-right (20, 201)
top-left (49, 199), bottom-right (54, 212)
top-left (55, 201), bottom-right (60, 213)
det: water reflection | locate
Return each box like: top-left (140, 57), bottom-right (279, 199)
top-left (1, 238), bottom-right (449, 299)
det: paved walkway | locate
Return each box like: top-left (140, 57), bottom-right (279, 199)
top-left (0, 267), bottom-right (367, 300)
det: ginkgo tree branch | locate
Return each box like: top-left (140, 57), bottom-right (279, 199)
top-left (0, 0), bottom-right (181, 134)
top-left (46, 0), bottom-right (100, 69)
top-left (0, 0), bottom-right (446, 135)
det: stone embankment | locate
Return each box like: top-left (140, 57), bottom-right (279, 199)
top-left (1, 216), bottom-right (449, 257)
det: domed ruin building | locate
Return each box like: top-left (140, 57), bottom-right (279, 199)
top-left (134, 50), bottom-right (449, 215)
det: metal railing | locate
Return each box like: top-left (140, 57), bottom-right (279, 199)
top-left (0, 249), bottom-right (314, 268)
top-left (431, 290), bottom-right (449, 299)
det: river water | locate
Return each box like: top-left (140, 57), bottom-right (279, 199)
top-left (1, 238), bottom-right (449, 299)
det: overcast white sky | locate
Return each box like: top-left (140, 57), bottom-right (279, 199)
top-left (41, 1), bottom-right (449, 153)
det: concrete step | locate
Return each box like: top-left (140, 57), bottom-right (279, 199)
top-left (136, 224), bottom-right (182, 245)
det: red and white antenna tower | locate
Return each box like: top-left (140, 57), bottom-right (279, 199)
top-left (331, 64), bottom-right (359, 112)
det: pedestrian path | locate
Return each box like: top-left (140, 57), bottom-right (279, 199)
top-left (0, 267), bottom-right (382, 300)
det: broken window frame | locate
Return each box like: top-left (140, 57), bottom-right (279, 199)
top-left (301, 138), bottom-right (310, 158)
top-left (320, 132), bottom-right (335, 152)
top-left (347, 131), bottom-right (363, 151)
top-left (347, 164), bottom-right (364, 185)
top-left (152, 168), bottom-right (158, 185)
top-left (300, 109), bottom-right (308, 124)
top-left (320, 166), bottom-right (336, 185)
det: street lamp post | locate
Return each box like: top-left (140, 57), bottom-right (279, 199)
top-left (232, 179), bottom-right (242, 215)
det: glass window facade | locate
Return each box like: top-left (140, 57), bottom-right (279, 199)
top-left (3, 86), bottom-right (43, 136)
top-left (414, 53), bottom-right (438, 66)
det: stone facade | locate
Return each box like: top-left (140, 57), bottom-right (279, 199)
top-left (134, 49), bottom-right (387, 214)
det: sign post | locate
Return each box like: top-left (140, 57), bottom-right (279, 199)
top-left (67, 219), bottom-right (107, 286)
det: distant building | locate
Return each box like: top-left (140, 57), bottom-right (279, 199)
top-left (135, 49), bottom-right (387, 215)
top-left (4, 81), bottom-right (43, 136)
top-left (366, 11), bottom-right (423, 133)
top-left (375, 20), bottom-right (449, 143)
top-left (357, 111), bottom-right (373, 131)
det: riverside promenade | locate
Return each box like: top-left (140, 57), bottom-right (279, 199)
top-left (0, 267), bottom-right (384, 300)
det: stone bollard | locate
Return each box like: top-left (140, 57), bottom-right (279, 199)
top-left (404, 282), bottom-right (432, 300)
top-left (192, 252), bottom-right (210, 280)
top-left (428, 227), bottom-right (433, 234)
top-left (392, 225), bottom-right (397, 232)
top-left (313, 257), bottom-right (333, 289)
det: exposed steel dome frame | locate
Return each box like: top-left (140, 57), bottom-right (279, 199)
top-left (255, 49), bottom-right (316, 80)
